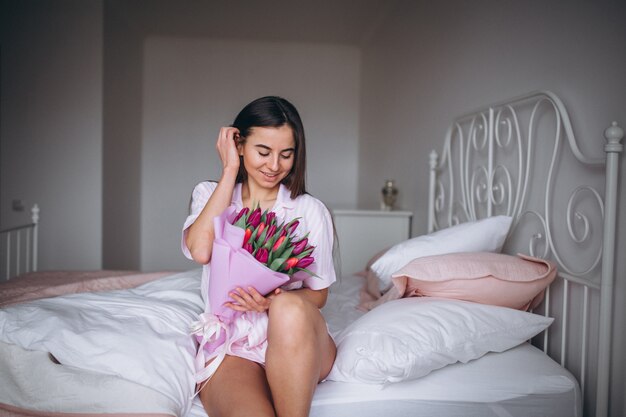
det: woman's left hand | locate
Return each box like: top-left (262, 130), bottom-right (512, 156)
top-left (225, 287), bottom-right (282, 313)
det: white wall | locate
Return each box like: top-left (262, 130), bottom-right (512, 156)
top-left (0, 0), bottom-right (103, 270)
top-left (140, 38), bottom-right (361, 271)
top-left (358, 1), bottom-right (626, 416)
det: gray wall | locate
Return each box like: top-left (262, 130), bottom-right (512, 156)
top-left (1, 2), bottom-right (361, 272)
top-left (140, 37), bottom-right (360, 271)
top-left (0, 0), bottom-right (103, 270)
top-left (102, 1), bottom-right (143, 270)
top-left (358, 1), bottom-right (626, 416)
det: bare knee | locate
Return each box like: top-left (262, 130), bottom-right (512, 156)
top-left (268, 293), bottom-right (318, 344)
top-left (269, 292), bottom-right (309, 321)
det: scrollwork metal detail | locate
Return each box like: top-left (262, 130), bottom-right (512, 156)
top-left (431, 92), bottom-right (605, 282)
top-left (516, 210), bottom-right (550, 259)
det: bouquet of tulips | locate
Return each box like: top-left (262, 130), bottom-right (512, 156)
top-left (204, 205), bottom-right (317, 321)
top-left (232, 205), bottom-right (316, 277)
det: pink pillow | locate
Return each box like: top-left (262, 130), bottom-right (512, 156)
top-left (391, 252), bottom-right (557, 311)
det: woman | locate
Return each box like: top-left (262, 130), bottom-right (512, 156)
top-left (182, 96), bottom-right (337, 417)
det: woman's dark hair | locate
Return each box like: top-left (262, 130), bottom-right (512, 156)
top-left (232, 96), bottom-right (307, 199)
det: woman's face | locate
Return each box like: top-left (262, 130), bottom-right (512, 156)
top-left (238, 124), bottom-right (296, 191)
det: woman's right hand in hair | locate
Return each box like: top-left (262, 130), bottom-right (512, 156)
top-left (186, 127), bottom-right (240, 265)
top-left (216, 127), bottom-right (241, 174)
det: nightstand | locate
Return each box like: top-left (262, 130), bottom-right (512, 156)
top-left (332, 209), bottom-right (413, 276)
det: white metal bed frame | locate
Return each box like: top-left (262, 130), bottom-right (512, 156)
top-left (427, 91), bottom-right (623, 417)
top-left (0, 205), bottom-right (39, 281)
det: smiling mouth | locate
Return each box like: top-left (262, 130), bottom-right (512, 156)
top-left (261, 171), bottom-right (280, 179)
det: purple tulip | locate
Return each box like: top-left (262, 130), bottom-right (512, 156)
top-left (243, 243), bottom-right (254, 254)
top-left (255, 247), bottom-right (269, 263)
top-left (233, 207), bottom-right (249, 224)
top-left (263, 224), bottom-right (277, 244)
top-left (265, 211), bottom-right (276, 226)
top-left (288, 220), bottom-right (300, 234)
top-left (296, 256), bottom-right (314, 269)
top-left (247, 208), bottom-right (262, 228)
top-left (292, 238), bottom-right (308, 255)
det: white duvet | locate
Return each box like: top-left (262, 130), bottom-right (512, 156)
top-left (0, 269), bottom-right (204, 417)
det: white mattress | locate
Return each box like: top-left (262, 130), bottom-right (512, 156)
top-left (0, 272), bottom-right (581, 417)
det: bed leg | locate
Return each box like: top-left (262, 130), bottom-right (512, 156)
top-left (596, 122), bottom-right (623, 417)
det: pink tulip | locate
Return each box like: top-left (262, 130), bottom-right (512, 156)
top-left (296, 256), bottom-right (314, 269)
top-left (272, 236), bottom-right (286, 252)
top-left (284, 257), bottom-right (299, 270)
top-left (243, 228), bottom-right (253, 245)
top-left (255, 248), bottom-right (269, 263)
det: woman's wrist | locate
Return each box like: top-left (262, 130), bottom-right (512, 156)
top-left (221, 166), bottom-right (239, 181)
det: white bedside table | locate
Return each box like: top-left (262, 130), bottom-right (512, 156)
top-left (332, 209), bottom-right (412, 276)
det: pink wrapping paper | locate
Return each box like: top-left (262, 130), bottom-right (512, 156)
top-left (208, 206), bottom-right (291, 320)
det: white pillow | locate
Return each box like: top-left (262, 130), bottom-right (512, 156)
top-left (370, 215), bottom-right (512, 291)
top-left (326, 297), bottom-right (552, 384)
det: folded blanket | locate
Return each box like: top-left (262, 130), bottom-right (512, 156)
top-left (0, 270), bottom-right (172, 307)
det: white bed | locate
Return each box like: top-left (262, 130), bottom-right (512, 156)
top-left (0, 91), bottom-right (622, 417)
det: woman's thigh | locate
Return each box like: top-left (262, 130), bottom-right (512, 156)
top-left (199, 355), bottom-right (275, 417)
top-left (318, 328), bottom-right (337, 382)
top-left (266, 293), bottom-right (337, 381)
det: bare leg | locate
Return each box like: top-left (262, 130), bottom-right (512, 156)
top-left (265, 292), bottom-right (337, 417)
top-left (199, 355), bottom-right (276, 417)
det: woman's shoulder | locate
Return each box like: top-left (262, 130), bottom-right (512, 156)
top-left (192, 180), bottom-right (219, 195)
top-left (293, 192), bottom-right (331, 219)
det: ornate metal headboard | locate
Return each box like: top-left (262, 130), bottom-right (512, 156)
top-left (427, 91), bottom-right (623, 417)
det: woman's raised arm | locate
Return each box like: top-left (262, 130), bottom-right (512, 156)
top-left (185, 127), bottom-right (240, 264)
